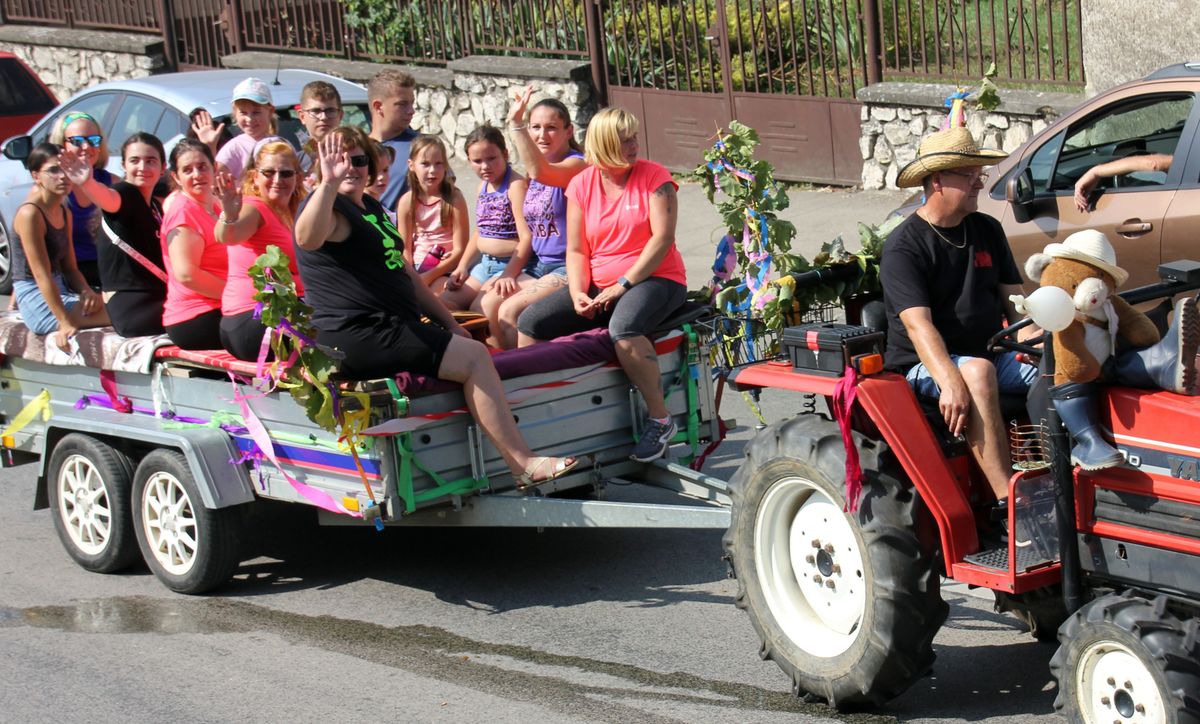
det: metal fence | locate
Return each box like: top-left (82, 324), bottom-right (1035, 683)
top-left (0, 0), bottom-right (1084, 90)
top-left (879, 0), bottom-right (1084, 87)
top-left (1, 0), bottom-right (159, 31)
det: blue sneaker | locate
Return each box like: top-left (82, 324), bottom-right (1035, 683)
top-left (631, 417), bottom-right (677, 462)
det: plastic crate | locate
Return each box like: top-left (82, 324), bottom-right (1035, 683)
top-left (782, 323), bottom-right (883, 376)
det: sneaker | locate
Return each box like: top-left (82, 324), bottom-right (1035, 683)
top-left (630, 417), bottom-right (677, 462)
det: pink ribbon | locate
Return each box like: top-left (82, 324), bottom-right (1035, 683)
top-left (832, 365), bottom-right (864, 512)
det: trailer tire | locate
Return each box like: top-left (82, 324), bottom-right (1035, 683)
top-left (47, 433), bottom-right (139, 573)
top-left (1052, 591), bottom-right (1200, 723)
top-left (132, 449), bottom-right (243, 594)
top-left (724, 414), bottom-right (947, 708)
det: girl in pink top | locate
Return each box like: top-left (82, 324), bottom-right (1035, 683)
top-left (517, 107), bottom-right (687, 464)
top-left (214, 140), bottom-right (307, 360)
top-left (396, 136), bottom-right (469, 289)
top-left (160, 139), bottom-right (228, 349)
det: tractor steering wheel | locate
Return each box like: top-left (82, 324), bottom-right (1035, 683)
top-left (988, 317), bottom-right (1045, 359)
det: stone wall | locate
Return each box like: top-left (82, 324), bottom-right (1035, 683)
top-left (855, 82), bottom-right (1083, 190)
top-left (0, 26), bottom-right (165, 99)
top-left (223, 52), bottom-right (596, 164)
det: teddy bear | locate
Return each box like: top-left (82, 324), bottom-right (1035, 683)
top-left (1012, 229), bottom-right (1198, 470)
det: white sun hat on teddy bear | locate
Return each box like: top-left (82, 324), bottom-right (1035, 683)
top-left (1042, 229), bottom-right (1128, 287)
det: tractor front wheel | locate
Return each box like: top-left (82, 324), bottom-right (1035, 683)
top-left (724, 414), bottom-right (947, 708)
top-left (1052, 591), bottom-right (1200, 723)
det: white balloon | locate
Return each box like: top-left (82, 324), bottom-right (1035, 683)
top-left (1022, 285), bottom-right (1075, 332)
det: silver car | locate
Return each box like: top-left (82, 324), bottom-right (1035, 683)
top-left (0, 69), bottom-right (370, 293)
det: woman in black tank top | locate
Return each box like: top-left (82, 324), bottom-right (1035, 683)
top-left (295, 127), bottom-right (578, 491)
top-left (12, 143), bottom-right (109, 345)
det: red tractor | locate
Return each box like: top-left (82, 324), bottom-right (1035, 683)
top-left (721, 262), bottom-right (1200, 721)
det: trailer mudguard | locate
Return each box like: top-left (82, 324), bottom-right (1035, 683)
top-left (37, 414), bottom-right (255, 510)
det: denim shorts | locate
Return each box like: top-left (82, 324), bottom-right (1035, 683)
top-left (527, 260), bottom-right (566, 279)
top-left (469, 253), bottom-right (513, 283)
top-left (906, 352), bottom-right (1037, 398)
top-left (13, 275), bottom-right (79, 335)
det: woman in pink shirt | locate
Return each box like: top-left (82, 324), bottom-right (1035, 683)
top-left (160, 139), bottom-right (228, 349)
top-left (214, 140), bottom-right (306, 360)
top-left (517, 107), bottom-right (687, 463)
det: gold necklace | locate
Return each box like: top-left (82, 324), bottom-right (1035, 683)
top-left (921, 214), bottom-right (967, 249)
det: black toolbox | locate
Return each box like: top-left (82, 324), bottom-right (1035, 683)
top-left (782, 323), bottom-right (884, 376)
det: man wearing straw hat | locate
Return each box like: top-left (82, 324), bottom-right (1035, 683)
top-left (880, 126), bottom-right (1033, 508)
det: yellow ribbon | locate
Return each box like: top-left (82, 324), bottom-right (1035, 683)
top-left (1, 389), bottom-right (52, 440)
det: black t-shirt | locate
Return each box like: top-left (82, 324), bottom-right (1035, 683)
top-left (880, 211), bottom-right (1022, 371)
top-left (99, 182), bottom-right (166, 295)
top-left (296, 192), bottom-right (421, 331)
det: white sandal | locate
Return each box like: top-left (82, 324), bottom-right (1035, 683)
top-left (514, 456), bottom-right (579, 491)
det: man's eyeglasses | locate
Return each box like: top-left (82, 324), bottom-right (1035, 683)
top-left (940, 168), bottom-right (988, 183)
top-left (66, 135), bottom-right (104, 149)
top-left (348, 154), bottom-right (370, 168)
top-left (259, 168), bottom-right (297, 179)
top-left (302, 107), bottom-right (342, 118)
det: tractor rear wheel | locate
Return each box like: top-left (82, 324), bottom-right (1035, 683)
top-left (1052, 591), bottom-right (1200, 723)
top-left (723, 414), bottom-right (947, 708)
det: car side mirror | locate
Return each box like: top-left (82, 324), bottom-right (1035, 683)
top-left (1006, 167), bottom-right (1035, 223)
top-left (2, 135), bottom-right (31, 162)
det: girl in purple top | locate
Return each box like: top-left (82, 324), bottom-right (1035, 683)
top-left (478, 90), bottom-right (588, 349)
top-left (50, 112), bottom-right (112, 289)
top-left (441, 126), bottom-right (531, 315)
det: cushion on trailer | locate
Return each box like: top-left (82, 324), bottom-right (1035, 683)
top-left (153, 346), bottom-right (261, 376)
top-left (391, 327), bottom-right (686, 396)
top-left (0, 311), bottom-right (169, 372)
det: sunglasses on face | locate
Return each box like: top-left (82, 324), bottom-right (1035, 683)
top-left (259, 168), bottom-right (297, 179)
top-left (941, 169), bottom-right (988, 183)
top-left (348, 154), bottom-right (370, 168)
top-left (67, 135), bottom-right (104, 149)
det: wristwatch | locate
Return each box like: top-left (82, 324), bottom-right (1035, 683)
top-left (617, 276), bottom-right (633, 289)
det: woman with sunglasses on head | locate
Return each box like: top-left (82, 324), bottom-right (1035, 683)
top-left (295, 126), bottom-right (578, 491)
top-left (213, 140), bottom-right (306, 360)
top-left (61, 132), bottom-right (169, 337)
top-left (12, 143), bottom-right (109, 347)
top-left (50, 112), bottom-right (113, 289)
top-left (159, 139), bottom-right (228, 350)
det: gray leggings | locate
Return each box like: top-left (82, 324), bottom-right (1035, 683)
top-left (517, 276), bottom-right (687, 342)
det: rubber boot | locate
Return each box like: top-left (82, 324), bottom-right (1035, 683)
top-left (1050, 382), bottom-right (1124, 470)
top-left (1110, 296), bottom-right (1200, 395)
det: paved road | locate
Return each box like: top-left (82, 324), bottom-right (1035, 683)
top-left (0, 176), bottom-right (1070, 721)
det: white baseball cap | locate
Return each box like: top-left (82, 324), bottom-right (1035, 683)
top-left (232, 77), bottom-right (272, 106)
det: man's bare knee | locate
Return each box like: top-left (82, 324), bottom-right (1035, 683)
top-left (959, 358), bottom-right (998, 393)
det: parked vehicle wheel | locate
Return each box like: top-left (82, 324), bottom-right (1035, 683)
top-left (132, 449), bottom-right (243, 594)
top-left (724, 414), bottom-right (947, 707)
top-left (46, 433), bottom-right (138, 573)
top-left (0, 216), bottom-right (13, 295)
top-left (1052, 591), bottom-right (1200, 723)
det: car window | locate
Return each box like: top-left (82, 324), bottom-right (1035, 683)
top-left (35, 92), bottom-right (120, 144)
top-left (109, 95), bottom-right (168, 151)
top-left (154, 109), bottom-right (188, 142)
top-left (1028, 130), bottom-right (1066, 192)
top-left (0, 58), bottom-right (55, 116)
top-left (1051, 94), bottom-right (1195, 191)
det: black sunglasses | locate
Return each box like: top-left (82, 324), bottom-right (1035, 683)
top-left (349, 154), bottom-right (370, 168)
top-left (259, 168), bottom-right (297, 179)
top-left (67, 134), bottom-right (104, 148)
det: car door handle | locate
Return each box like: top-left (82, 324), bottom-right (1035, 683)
top-left (1115, 220), bottom-right (1153, 235)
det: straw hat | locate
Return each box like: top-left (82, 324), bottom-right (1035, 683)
top-left (1042, 229), bottom-right (1129, 286)
top-left (896, 127), bottom-right (1008, 188)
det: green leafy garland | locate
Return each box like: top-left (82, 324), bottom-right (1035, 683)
top-left (695, 122), bottom-right (897, 331)
top-left (249, 245), bottom-right (368, 434)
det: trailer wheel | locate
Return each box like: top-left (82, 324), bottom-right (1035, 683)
top-left (724, 414), bottom-right (947, 708)
top-left (132, 449), bottom-right (242, 594)
top-left (1052, 591), bottom-right (1200, 723)
top-left (47, 433), bottom-right (138, 573)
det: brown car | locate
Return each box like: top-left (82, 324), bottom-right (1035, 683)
top-left (896, 62), bottom-right (1200, 288)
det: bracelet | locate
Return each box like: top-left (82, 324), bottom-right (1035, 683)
top-left (509, 124), bottom-right (527, 131)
